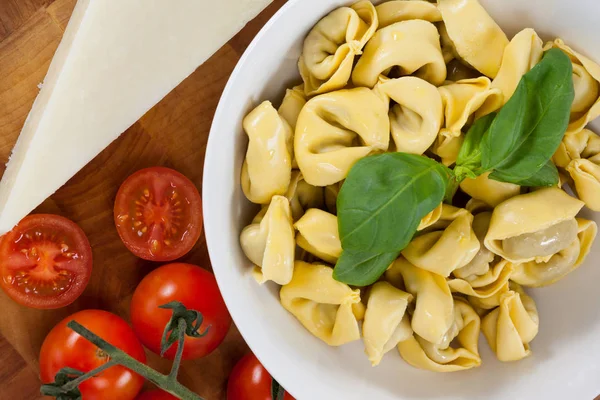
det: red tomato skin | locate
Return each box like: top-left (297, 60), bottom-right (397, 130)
top-left (135, 390), bottom-right (178, 400)
top-left (40, 310), bottom-right (146, 400)
top-left (130, 263), bottom-right (232, 360)
top-left (227, 353), bottom-right (295, 400)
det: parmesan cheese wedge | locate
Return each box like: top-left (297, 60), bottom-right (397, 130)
top-left (0, 0), bottom-right (272, 234)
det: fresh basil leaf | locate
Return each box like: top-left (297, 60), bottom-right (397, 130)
top-left (337, 153), bottom-right (449, 254)
top-left (333, 249), bottom-right (399, 286)
top-left (490, 160), bottom-right (559, 187)
top-left (454, 112), bottom-right (496, 182)
top-left (480, 48), bottom-right (574, 183)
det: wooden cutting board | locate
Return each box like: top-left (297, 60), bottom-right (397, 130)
top-left (0, 0), bottom-right (286, 399)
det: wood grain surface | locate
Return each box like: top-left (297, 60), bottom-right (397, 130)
top-left (0, 0), bottom-right (286, 399)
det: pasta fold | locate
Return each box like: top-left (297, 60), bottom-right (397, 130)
top-left (438, 0), bottom-right (509, 78)
top-left (240, 196), bottom-right (295, 285)
top-left (375, 0), bottom-right (441, 28)
top-left (285, 171), bottom-right (324, 221)
top-left (295, 88), bottom-right (390, 186)
top-left (402, 207), bottom-right (480, 277)
top-left (352, 20), bottom-right (446, 88)
top-left (280, 261), bottom-right (361, 346)
top-left (481, 283), bottom-right (539, 362)
top-left (398, 299), bottom-right (482, 372)
top-left (278, 85), bottom-right (307, 131)
top-left (363, 281), bottom-right (413, 366)
top-left (299, 1), bottom-right (378, 96)
top-left (511, 218), bottom-right (597, 287)
top-left (484, 188), bottom-right (585, 263)
top-left (459, 171), bottom-right (520, 207)
top-left (294, 209), bottom-right (342, 264)
top-left (241, 102), bottom-right (293, 204)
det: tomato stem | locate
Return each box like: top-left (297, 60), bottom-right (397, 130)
top-left (168, 318), bottom-right (187, 381)
top-left (62, 360), bottom-right (117, 391)
top-left (63, 320), bottom-right (204, 400)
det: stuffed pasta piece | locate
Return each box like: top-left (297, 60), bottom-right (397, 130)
top-left (285, 171), bottom-right (324, 221)
top-left (363, 281), bottom-right (413, 366)
top-left (352, 19), bottom-right (446, 88)
top-left (402, 205), bottom-right (480, 277)
top-left (438, 0), bottom-right (509, 79)
top-left (280, 261), bottom-right (362, 346)
top-left (375, 0), bottom-right (441, 29)
top-left (240, 196), bottom-right (295, 285)
top-left (241, 102), bottom-right (293, 204)
top-left (299, 0), bottom-right (378, 96)
top-left (398, 298), bottom-right (482, 372)
top-left (294, 209), bottom-right (342, 264)
top-left (484, 188), bottom-right (585, 264)
top-left (482, 283), bottom-right (539, 362)
top-left (374, 76), bottom-right (443, 155)
top-left (390, 257), bottom-right (454, 345)
top-left (459, 172), bottom-right (521, 208)
top-left (511, 218), bottom-right (597, 287)
top-left (295, 87), bottom-right (390, 186)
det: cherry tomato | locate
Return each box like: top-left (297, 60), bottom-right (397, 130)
top-left (114, 167), bottom-right (203, 261)
top-left (228, 353), bottom-right (295, 400)
top-left (40, 310), bottom-right (146, 400)
top-left (0, 214), bottom-right (92, 309)
top-left (135, 390), bottom-right (177, 400)
top-left (130, 263), bottom-right (231, 360)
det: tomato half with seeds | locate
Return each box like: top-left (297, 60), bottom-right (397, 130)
top-left (114, 167), bottom-right (203, 261)
top-left (0, 214), bottom-right (92, 309)
top-left (40, 310), bottom-right (146, 400)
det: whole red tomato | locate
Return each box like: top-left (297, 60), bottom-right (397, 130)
top-left (40, 310), bottom-right (146, 400)
top-left (135, 390), bottom-right (177, 400)
top-left (130, 263), bottom-right (231, 360)
top-left (228, 353), bottom-right (294, 400)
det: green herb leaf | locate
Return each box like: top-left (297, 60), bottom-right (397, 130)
top-left (337, 153), bottom-right (449, 254)
top-left (271, 378), bottom-right (286, 400)
top-left (480, 48), bottom-right (574, 183)
top-left (491, 160), bottom-right (559, 187)
top-left (333, 250), bottom-right (400, 286)
top-left (454, 112), bottom-right (496, 182)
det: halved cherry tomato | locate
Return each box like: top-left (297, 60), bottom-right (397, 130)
top-left (40, 310), bottom-right (146, 400)
top-left (228, 353), bottom-right (295, 400)
top-left (0, 214), bottom-right (92, 309)
top-left (135, 390), bottom-right (178, 400)
top-left (114, 167), bottom-right (203, 261)
top-left (130, 263), bottom-right (231, 360)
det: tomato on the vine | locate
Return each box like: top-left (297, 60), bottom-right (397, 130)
top-left (135, 390), bottom-right (177, 400)
top-left (114, 167), bottom-right (203, 261)
top-left (130, 263), bottom-right (231, 360)
top-left (0, 214), bottom-right (92, 309)
top-left (228, 353), bottom-right (295, 400)
top-left (40, 310), bottom-right (146, 400)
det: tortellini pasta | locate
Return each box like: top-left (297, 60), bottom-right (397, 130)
top-left (438, 0), bottom-right (509, 78)
top-left (278, 84), bottom-right (307, 131)
top-left (363, 281), bottom-right (413, 366)
top-left (240, 196), bottom-right (295, 285)
top-left (375, 0), bottom-right (441, 29)
top-left (402, 206), bottom-right (480, 277)
top-left (285, 171), bottom-right (324, 221)
top-left (352, 20), bottom-right (446, 88)
top-left (459, 172), bottom-right (521, 207)
top-left (481, 283), bottom-right (539, 362)
top-left (397, 299), bottom-right (482, 372)
top-left (324, 181), bottom-right (342, 214)
top-left (484, 188), bottom-right (585, 263)
top-left (568, 159), bottom-right (600, 211)
top-left (295, 87), bottom-right (390, 186)
top-left (544, 39), bottom-right (600, 134)
top-left (280, 261), bottom-right (361, 346)
top-left (433, 77), bottom-right (503, 165)
top-left (391, 257), bottom-right (454, 344)
top-left (511, 218), bottom-right (597, 287)
top-left (241, 102), bottom-right (293, 204)
top-left (294, 209), bottom-right (342, 264)
top-left (374, 76), bottom-right (443, 155)
top-left (554, 128), bottom-right (600, 168)
top-left (298, 1), bottom-right (378, 96)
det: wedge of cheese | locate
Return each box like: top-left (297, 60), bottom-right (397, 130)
top-left (0, 0), bottom-right (272, 234)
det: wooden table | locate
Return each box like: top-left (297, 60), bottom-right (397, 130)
top-left (0, 0), bottom-right (286, 399)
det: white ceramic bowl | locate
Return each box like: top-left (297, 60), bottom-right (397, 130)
top-left (203, 1), bottom-right (600, 399)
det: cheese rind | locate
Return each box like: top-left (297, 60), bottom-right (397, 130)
top-left (0, 0), bottom-right (272, 234)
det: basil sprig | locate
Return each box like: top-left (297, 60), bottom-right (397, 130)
top-left (455, 48), bottom-right (574, 186)
top-left (333, 153), bottom-right (451, 286)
